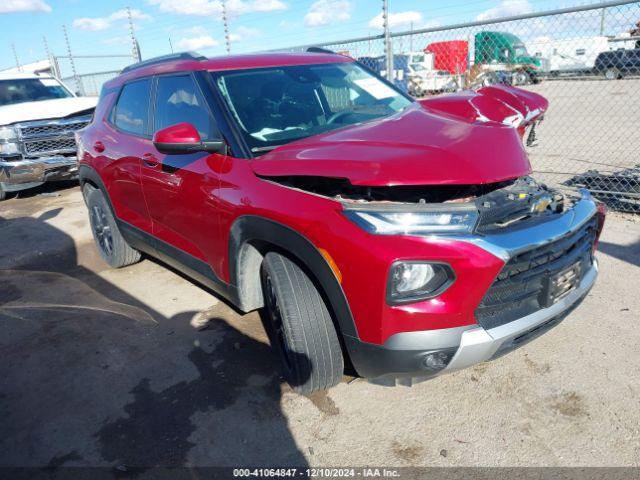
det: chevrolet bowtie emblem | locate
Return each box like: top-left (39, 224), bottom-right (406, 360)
top-left (531, 194), bottom-right (553, 213)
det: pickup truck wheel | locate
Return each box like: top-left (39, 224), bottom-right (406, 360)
top-left (86, 187), bottom-right (141, 268)
top-left (261, 252), bottom-right (343, 394)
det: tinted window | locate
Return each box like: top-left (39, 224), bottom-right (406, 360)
top-left (113, 79), bottom-right (151, 136)
top-left (154, 75), bottom-right (213, 140)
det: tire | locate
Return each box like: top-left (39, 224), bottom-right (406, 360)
top-left (86, 187), bottom-right (141, 268)
top-left (261, 252), bottom-right (343, 394)
top-left (514, 71), bottom-right (529, 85)
top-left (604, 68), bottom-right (621, 80)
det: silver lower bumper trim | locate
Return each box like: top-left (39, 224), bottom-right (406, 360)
top-left (443, 259), bottom-right (598, 372)
top-left (0, 156), bottom-right (77, 185)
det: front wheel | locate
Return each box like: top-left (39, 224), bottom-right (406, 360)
top-left (261, 252), bottom-right (343, 394)
top-left (604, 68), bottom-right (621, 80)
top-left (86, 187), bottom-right (141, 268)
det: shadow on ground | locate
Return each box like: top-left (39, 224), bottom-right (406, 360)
top-left (0, 209), bottom-right (309, 469)
top-left (598, 238), bottom-right (640, 268)
top-left (4, 179), bottom-right (79, 201)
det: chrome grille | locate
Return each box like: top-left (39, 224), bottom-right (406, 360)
top-left (24, 138), bottom-right (76, 155)
top-left (16, 114), bottom-right (91, 158)
top-left (20, 121), bottom-right (89, 137)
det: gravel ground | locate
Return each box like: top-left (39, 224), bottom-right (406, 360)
top-left (0, 182), bottom-right (639, 469)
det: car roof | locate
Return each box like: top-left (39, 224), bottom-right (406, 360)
top-left (106, 52), bottom-right (353, 88)
top-left (0, 72), bottom-right (53, 80)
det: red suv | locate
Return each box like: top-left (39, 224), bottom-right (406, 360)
top-left (78, 51), bottom-right (605, 394)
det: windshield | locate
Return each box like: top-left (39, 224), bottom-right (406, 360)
top-left (411, 64), bottom-right (426, 71)
top-left (514, 45), bottom-right (528, 57)
top-left (0, 78), bottom-right (73, 107)
top-left (213, 62), bottom-right (413, 154)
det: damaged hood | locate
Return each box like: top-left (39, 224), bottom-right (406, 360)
top-left (252, 85), bottom-right (547, 186)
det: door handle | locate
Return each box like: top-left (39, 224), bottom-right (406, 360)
top-left (93, 141), bottom-right (105, 153)
top-left (142, 153), bottom-right (159, 168)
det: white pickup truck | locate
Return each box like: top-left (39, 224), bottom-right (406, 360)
top-left (0, 72), bottom-right (97, 200)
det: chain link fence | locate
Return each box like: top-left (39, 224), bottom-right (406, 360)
top-left (53, 54), bottom-right (134, 96)
top-left (283, 1), bottom-right (640, 213)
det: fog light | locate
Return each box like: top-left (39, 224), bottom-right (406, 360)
top-left (421, 350), bottom-right (456, 371)
top-left (387, 261), bottom-right (454, 304)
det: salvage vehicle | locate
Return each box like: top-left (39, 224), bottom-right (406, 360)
top-left (408, 65), bottom-right (457, 96)
top-left (77, 51), bottom-right (605, 394)
top-left (0, 72), bottom-right (96, 200)
top-left (594, 48), bottom-right (640, 79)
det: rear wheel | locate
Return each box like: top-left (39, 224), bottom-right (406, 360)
top-left (261, 252), bottom-right (343, 394)
top-left (86, 187), bottom-right (141, 268)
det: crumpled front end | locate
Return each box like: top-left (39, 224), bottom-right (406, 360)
top-left (337, 187), bottom-right (605, 385)
top-left (0, 114), bottom-right (91, 191)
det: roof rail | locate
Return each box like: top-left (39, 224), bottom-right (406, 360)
top-left (121, 52), bottom-right (206, 74)
top-left (306, 47), bottom-right (336, 55)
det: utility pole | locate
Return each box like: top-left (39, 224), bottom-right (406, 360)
top-left (600, 7), bottom-right (606, 36)
top-left (127, 7), bottom-right (142, 62)
top-left (11, 44), bottom-right (21, 71)
top-left (43, 35), bottom-right (60, 78)
top-left (410, 21), bottom-right (413, 52)
top-left (62, 25), bottom-right (81, 95)
top-left (221, 0), bottom-right (231, 55)
top-left (382, 0), bottom-right (393, 82)
top-left (168, 37), bottom-right (174, 53)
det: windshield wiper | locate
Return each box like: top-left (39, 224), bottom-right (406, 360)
top-left (251, 145), bottom-right (280, 153)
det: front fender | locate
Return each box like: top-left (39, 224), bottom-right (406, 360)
top-left (419, 84), bottom-right (548, 132)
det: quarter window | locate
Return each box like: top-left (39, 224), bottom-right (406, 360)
top-left (154, 75), bottom-right (214, 140)
top-left (113, 79), bottom-right (151, 136)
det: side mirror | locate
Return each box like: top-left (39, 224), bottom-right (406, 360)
top-left (153, 122), bottom-right (226, 155)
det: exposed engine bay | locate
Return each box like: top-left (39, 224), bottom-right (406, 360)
top-left (265, 175), bottom-right (567, 232)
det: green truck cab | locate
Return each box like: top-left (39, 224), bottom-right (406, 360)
top-left (474, 31), bottom-right (542, 84)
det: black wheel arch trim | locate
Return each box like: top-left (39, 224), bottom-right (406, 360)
top-left (79, 168), bottom-right (362, 368)
top-left (229, 215), bottom-right (358, 339)
top-left (78, 164), bottom-right (237, 304)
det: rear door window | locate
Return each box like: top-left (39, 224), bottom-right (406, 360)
top-left (113, 78), bottom-right (151, 136)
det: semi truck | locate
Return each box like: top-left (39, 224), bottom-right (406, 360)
top-left (425, 31), bottom-right (543, 87)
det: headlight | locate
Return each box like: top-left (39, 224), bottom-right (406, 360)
top-left (0, 142), bottom-right (20, 156)
top-left (388, 261), bottom-right (454, 304)
top-left (344, 208), bottom-right (478, 235)
top-left (0, 126), bottom-right (17, 142)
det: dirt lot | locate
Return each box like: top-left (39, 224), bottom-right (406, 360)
top-left (1, 182), bottom-right (639, 469)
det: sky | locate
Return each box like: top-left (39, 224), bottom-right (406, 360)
top-left (0, 0), bottom-right (637, 75)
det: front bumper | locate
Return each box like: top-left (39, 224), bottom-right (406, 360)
top-left (0, 156), bottom-right (77, 190)
top-left (343, 192), bottom-right (601, 385)
top-left (346, 261), bottom-right (597, 386)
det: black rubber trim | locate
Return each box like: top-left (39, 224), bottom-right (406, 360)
top-left (116, 219), bottom-right (237, 305)
top-left (229, 215), bottom-right (358, 338)
top-left (79, 164), bottom-right (236, 304)
top-left (342, 334), bottom-right (456, 380)
top-left (78, 165), bottom-right (113, 208)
